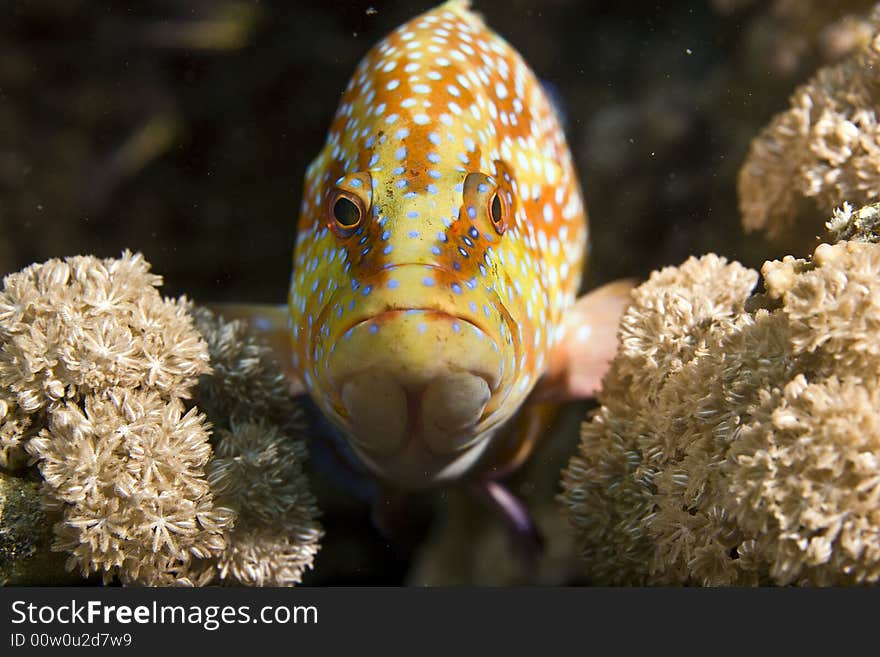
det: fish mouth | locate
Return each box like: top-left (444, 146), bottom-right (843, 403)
top-left (325, 307), bottom-right (516, 425)
top-left (308, 263), bottom-right (523, 452)
top-left (341, 309), bottom-right (496, 374)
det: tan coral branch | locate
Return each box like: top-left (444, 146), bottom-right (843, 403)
top-left (560, 204), bottom-right (880, 585)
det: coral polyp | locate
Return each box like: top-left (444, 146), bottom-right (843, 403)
top-left (560, 205), bottom-right (880, 585)
top-left (0, 253), bottom-right (321, 586)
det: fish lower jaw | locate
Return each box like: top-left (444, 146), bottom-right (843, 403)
top-left (324, 358), bottom-right (513, 487)
top-left (340, 369), bottom-right (490, 453)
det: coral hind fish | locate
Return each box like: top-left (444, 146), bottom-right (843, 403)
top-left (228, 1), bottom-right (632, 537)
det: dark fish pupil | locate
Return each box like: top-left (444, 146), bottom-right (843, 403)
top-left (334, 197), bottom-right (361, 226)
top-left (490, 193), bottom-right (503, 224)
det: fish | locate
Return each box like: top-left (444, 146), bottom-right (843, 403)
top-left (249, 1), bottom-right (631, 501)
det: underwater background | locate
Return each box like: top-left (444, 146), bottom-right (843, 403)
top-left (2, 0), bottom-right (867, 584)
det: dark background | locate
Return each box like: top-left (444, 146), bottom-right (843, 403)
top-left (1, 0), bottom-right (868, 585)
top-left (2, 0), bottom-right (839, 300)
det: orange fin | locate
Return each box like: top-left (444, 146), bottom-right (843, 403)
top-left (207, 303), bottom-right (305, 396)
top-left (535, 279), bottom-right (636, 402)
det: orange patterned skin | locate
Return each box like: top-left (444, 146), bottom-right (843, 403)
top-left (288, 1), bottom-right (587, 489)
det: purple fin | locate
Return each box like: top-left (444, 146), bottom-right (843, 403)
top-left (469, 480), bottom-right (544, 558)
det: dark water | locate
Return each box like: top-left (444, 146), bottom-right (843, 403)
top-left (1, 0), bottom-right (815, 298)
top-left (1, 0), bottom-right (858, 584)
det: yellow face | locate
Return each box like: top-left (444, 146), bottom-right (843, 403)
top-left (288, 2), bottom-right (587, 488)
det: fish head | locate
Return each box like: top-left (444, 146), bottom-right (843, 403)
top-left (291, 152), bottom-right (539, 488)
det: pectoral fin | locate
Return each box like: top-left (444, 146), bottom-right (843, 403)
top-left (535, 279), bottom-right (636, 402)
top-left (207, 302), bottom-right (305, 396)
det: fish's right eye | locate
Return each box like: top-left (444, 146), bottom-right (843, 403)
top-left (326, 172), bottom-right (373, 238)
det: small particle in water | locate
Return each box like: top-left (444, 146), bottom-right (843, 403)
top-left (366, 6), bottom-right (377, 15)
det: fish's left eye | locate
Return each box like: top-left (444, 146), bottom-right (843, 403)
top-left (463, 172), bottom-right (512, 240)
top-left (488, 189), bottom-right (509, 235)
top-left (326, 172), bottom-right (373, 238)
